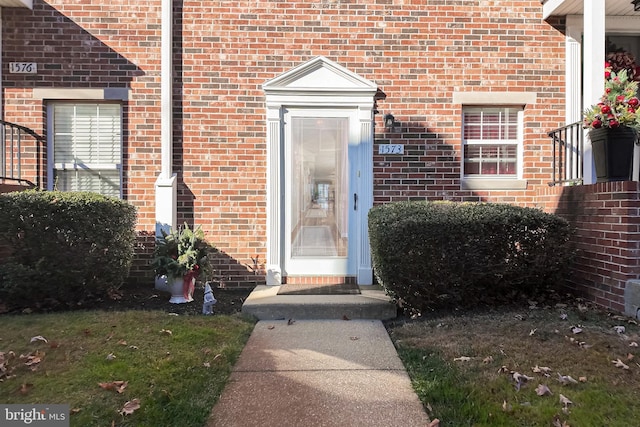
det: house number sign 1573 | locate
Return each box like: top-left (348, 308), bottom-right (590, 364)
top-left (9, 62), bottom-right (37, 74)
top-left (378, 144), bottom-right (404, 155)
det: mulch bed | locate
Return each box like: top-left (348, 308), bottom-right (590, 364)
top-left (87, 282), bottom-right (253, 316)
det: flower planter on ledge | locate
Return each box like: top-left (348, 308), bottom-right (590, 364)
top-left (589, 126), bottom-right (637, 183)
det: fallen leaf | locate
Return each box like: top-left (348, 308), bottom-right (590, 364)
top-left (579, 376), bottom-right (587, 382)
top-left (203, 362), bottom-right (211, 368)
top-left (553, 416), bottom-right (571, 427)
top-left (498, 365), bottom-right (510, 374)
top-left (482, 356), bottom-right (494, 364)
top-left (559, 394), bottom-right (573, 412)
top-left (535, 384), bottom-right (553, 396)
top-left (513, 372), bottom-right (534, 391)
top-left (342, 315), bottom-right (350, 321)
top-left (106, 353), bottom-right (116, 361)
top-left (267, 325), bottom-right (275, 330)
top-left (98, 381), bottom-right (128, 394)
top-left (529, 328), bottom-right (537, 336)
top-left (49, 341), bottom-right (60, 349)
top-left (287, 318), bottom-right (295, 325)
top-left (118, 340), bottom-right (128, 346)
top-left (129, 345), bottom-right (139, 350)
top-left (19, 383), bottom-right (33, 395)
top-left (120, 398), bottom-right (140, 415)
top-left (557, 373), bottom-right (579, 385)
top-left (560, 394), bottom-right (573, 407)
top-left (612, 358), bottom-right (630, 370)
top-left (630, 342), bottom-right (638, 348)
top-left (160, 329), bottom-right (172, 335)
top-left (453, 356), bottom-right (471, 362)
top-left (350, 336), bottom-right (360, 341)
top-left (30, 335), bottom-right (48, 344)
top-left (70, 408), bottom-right (81, 415)
top-left (571, 326), bottom-right (583, 334)
top-left (502, 400), bottom-right (512, 412)
top-left (613, 325), bottom-right (626, 334)
top-left (560, 313), bottom-right (568, 320)
top-left (628, 353), bottom-right (635, 361)
top-left (532, 365), bottom-right (552, 375)
top-left (428, 419), bottom-right (440, 427)
top-left (513, 372), bottom-right (534, 382)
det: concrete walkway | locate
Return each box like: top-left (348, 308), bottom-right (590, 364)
top-left (207, 319), bottom-right (430, 427)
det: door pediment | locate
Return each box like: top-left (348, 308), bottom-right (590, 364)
top-left (263, 56), bottom-right (377, 98)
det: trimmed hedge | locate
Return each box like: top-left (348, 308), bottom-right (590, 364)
top-left (368, 201), bottom-right (574, 313)
top-left (0, 191), bottom-right (137, 311)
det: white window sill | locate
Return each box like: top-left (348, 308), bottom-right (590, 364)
top-left (461, 178), bottom-right (528, 191)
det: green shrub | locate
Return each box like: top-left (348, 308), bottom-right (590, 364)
top-left (368, 201), bottom-right (574, 313)
top-left (0, 191), bottom-right (137, 311)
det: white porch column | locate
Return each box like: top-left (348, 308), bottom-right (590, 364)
top-left (265, 103), bottom-right (282, 285)
top-left (155, 0), bottom-right (177, 236)
top-left (582, 0), bottom-right (606, 185)
top-left (357, 107), bottom-right (373, 285)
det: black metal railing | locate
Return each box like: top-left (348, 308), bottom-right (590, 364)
top-left (0, 119), bottom-right (45, 189)
top-left (548, 121), bottom-right (583, 186)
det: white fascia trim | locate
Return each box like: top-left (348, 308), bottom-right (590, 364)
top-left (542, 0), bottom-right (567, 20)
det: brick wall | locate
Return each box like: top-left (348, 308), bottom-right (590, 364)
top-left (537, 182), bottom-right (640, 313)
top-left (2, 1), bottom-right (567, 287)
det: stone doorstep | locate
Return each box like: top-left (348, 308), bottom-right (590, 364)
top-left (241, 285), bottom-right (398, 320)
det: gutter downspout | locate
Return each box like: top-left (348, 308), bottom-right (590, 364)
top-left (155, 0), bottom-right (177, 237)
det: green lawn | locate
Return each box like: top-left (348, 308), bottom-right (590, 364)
top-left (387, 302), bottom-right (640, 427)
top-left (0, 310), bottom-right (254, 426)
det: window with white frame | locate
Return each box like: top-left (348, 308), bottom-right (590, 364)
top-left (462, 107), bottom-right (522, 178)
top-left (48, 103), bottom-right (122, 197)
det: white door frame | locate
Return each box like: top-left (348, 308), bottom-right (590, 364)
top-left (262, 56), bottom-right (377, 285)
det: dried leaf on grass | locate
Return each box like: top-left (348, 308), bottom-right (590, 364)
top-left (535, 384), bottom-right (553, 396)
top-left (120, 398), bottom-right (140, 415)
top-left (559, 394), bottom-right (573, 414)
top-left (613, 325), bottom-right (626, 334)
top-left (482, 356), bottom-right (494, 364)
top-left (160, 329), bottom-right (172, 335)
top-left (532, 365), bottom-right (552, 375)
top-left (427, 419), bottom-right (440, 427)
top-left (18, 383), bottom-right (33, 395)
top-left (106, 353), bottom-right (116, 361)
top-left (98, 381), bottom-right (128, 394)
top-left (453, 356), bottom-right (471, 362)
top-left (557, 373), bottom-right (579, 385)
top-left (612, 358), bottom-right (630, 370)
top-left (30, 335), bottom-right (48, 344)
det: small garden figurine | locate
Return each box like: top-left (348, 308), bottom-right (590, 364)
top-left (202, 282), bottom-right (217, 315)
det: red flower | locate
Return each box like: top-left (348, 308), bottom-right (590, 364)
top-left (629, 97), bottom-right (639, 107)
top-left (591, 119), bottom-right (602, 128)
top-left (617, 95), bottom-right (626, 102)
top-left (600, 105), bottom-right (611, 114)
top-left (609, 119), bottom-right (620, 128)
top-left (605, 70), bottom-right (611, 79)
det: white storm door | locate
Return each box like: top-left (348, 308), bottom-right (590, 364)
top-left (283, 108), bottom-right (358, 276)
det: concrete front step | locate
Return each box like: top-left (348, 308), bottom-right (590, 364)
top-left (241, 285), bottom-right (398, 320)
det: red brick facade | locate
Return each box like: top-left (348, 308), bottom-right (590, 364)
top-left (2, 1), bottom-right (568, 288)
top-left (537, 182), bottom-right (640, 313)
